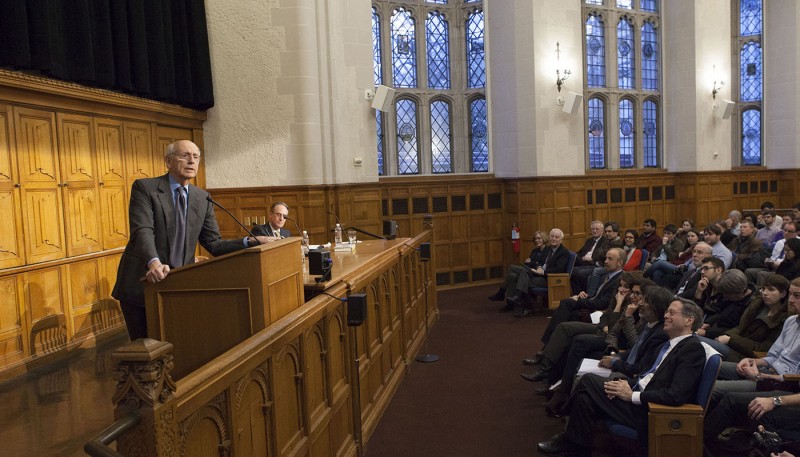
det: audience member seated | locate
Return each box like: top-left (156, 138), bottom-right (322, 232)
top-left (695, 269), bottom-right (755, 347)
top-left (636, 218), bottom-right (661, 254)
top-left (539, 248), bottom-right (625, 347)
top-left (647, 223), bottom-right (685, 266)
top-left (542, 281), bottom-right (670, 418)
top-left (793, 202), bottom-right (800, 224)
top-left (585, 229), bottom-right (642, 295)
top-left (570, 221), bottom-right (612, 295)
top-left (536, 298), bottom-right (706, 456)
top-left (703, 224), bottom-right (734, 269)
top-left (671, 243), bottom-right (714, 298)
top-left (520, 272), bottom-right (642, 386)
top-left (490, 228), bottom-right (570, 314)
top-left (674, 218), bottom-right (696, 244)
top-left (727, 210), bottom-right (743, 236)
top-left (709, 274), bottom-right (790, 362)
top-left (746, 221), bottom-right (797, 285)
top-left (708, 277), bottom-right (800, 406)
top-left (775, 238), bottom-right (800, 282)
top-left (489, 230), bottom-right (546, 306)
top-left (758, 210), bottom-right (784, 247)
top-left (693, 256), bottom-right (726, 309)
top-left (646, 228), bottom-right (700, 286)
top-left (737, 225), bottom-right (771, 269)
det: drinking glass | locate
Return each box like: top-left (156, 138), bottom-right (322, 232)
top-left (347, 229), bottom-right (357, 244)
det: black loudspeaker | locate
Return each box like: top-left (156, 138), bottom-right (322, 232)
top-left (383, 220), bottom-right (398, 239)
top-left (347, 294), bottom-right (367, 326)
top-left (308, 249), bottom-right (332, 276)
top-left (420, 242), bottom-right (431, 261)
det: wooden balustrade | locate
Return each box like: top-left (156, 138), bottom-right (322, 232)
top-left (109, 227), bottom-right (437, 456)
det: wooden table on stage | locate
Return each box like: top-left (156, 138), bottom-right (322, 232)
top-left (304, 238), bottom-right (409, 294)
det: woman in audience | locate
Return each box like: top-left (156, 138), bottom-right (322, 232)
top-left (776, 238), bottom-right (800, 281)
top-left (622, 229), bottom-right (644, 271)
top-left (644, 228), bottom-right (700, 285)
top-left (675, 219), bottom-right (695, 243)
top-left (711, 274), bottom-right (790, 361)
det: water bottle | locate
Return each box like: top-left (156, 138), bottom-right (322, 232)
top-left (302, 230), bottom-right (310, 254)
top-left (334, 223), bottom-right (342, 244)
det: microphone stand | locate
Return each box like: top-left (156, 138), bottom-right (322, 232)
top-left (206, 196), bottom-right (261, 245)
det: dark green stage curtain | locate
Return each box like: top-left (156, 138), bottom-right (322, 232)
top-left (0, 0), bottom-right (215, 110)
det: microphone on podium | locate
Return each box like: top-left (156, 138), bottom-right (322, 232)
top-left (206, 196), bottom-right (261, 245)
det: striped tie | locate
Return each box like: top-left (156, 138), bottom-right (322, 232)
top-left (170, 187), bottom-right (187, 267)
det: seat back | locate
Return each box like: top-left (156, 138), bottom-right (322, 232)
top-left (638, 249), bottom-right (649, 270)
top-left (565, 251), bottom-right (577, 275)
top-left (696, 342), bottom-right (723, 413)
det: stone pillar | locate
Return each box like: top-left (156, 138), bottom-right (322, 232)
top-left (112, 338), bottom-right (178, 457)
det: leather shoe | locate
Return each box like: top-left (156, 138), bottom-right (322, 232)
top-left (522, 355), bottom-right (542, 366)
top-left (488, 288), bottom-right (505, 301)
top-left (537, 433), bottom-right (586, 456)
top-left (513, 309), bottom-right (533, 318)
top-left (498, 302), bottom-right (514, 312)
top-left (520, 371), bottom-right (548, 383)
top-left (544, 405), bottom-right (564, 418)
top-left (534, 386), bottom-right (554, 397)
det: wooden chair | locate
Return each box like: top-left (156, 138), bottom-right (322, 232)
top-left (603, 342), bottom-right (722, 457)
top-left (530, 251), bottom-right (577, 310)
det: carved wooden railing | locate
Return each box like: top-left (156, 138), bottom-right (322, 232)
top-left (98, 222), bottom-right (437, 457)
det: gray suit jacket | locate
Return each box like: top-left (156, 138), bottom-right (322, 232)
top-left (112, 174), bottom-right (245, 307)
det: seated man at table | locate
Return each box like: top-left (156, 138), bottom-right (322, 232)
top-left (537, 297), bottom-right (706, 456)
top-left (252, 201), bottom-right (292, 239)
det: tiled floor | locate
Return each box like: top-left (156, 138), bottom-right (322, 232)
top-left (0, 332), bottom-right (128, 457)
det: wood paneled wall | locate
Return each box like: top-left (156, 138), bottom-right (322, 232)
top-left (0, 70), bottom-right (206, 382)
top-left (210, 169), bottom-right (796, 292)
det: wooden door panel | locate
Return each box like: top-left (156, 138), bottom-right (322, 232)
top-left (123, 121), bottom-right (157, 181)
top-left (25, 267), bottom-right (67, 321)
top-left (0, 105), bottom-right (24, 268)
top-left (63, 186), bottom-right (102, 256)
top-left (57, 113), bottom-right (96, 184)
top-left (23, 187), bottom-right (65, 263)
top-left (100, 184), bottom-right (129, 249)
top-left (95, 118), bottom-right (126, 185)
top-left (0, 275), bottom-right (26, 365)
top-left (15, 107), bottom-right (59, 186)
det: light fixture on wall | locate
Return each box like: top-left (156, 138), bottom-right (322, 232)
top-left (711, 64), bottom-right (725, 99)
top-left (555, 42), bottom-right (571, 94)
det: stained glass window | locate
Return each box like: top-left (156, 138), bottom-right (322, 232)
top-left (391, 8), bottom-right (417, 88)
top-left (616, 0), bottom-right (632, 9)
top-left (469, 98), bottom-right (488, 172)
top-left (617, 18), bottom-right (635, 89)
top-left (372, 8), bottom-right (382, 85)
top-left (741, 109), bottom-right (761, 165)
top-left (376, 111), bottom-right (384, 175)
top-left (426, 12), bottom-right (450, 89)
top-left (740, 0), bottom-right (762, 35)
top-left (585, 0), bottom-right (603, 4)
top-left (396, 98), bottom-right (419, 174)
top-left (430, 100), bottom-right (452, 173)
top-left (640, 0), bottom-right (657, 12)
top-left (619, 99), bottom-right (635, 168)
top-left (428, 0), bottom-right (447, 3)
top-left (641, 22), bottom-right (658, 90)
top-left (586, 15), bottom-right (606, 88)
top-left (643, 100), bottom-right (658, 167)
top-left (588, 97), bottom-right (606, 169)
top-left (740, 42), bottom-right (762, 102)
top-left (466, 10), bottom-right (485, 89)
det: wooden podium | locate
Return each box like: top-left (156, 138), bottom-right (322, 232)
top-left (144, 237), bottom-right (304, 379)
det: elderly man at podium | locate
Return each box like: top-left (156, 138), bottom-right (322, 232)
top-left (112, 140), bottom-right (274, 340)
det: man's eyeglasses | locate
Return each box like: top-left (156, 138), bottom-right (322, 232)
top-left (699, 265), bottom-right (718, 271)
top-left (664, 309), bottom-right (689, 317)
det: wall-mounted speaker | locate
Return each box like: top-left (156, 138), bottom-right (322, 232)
top-left (372, 85), bottom-right (395, 112)
top-left (715, 99), bottom-right (735, 120)
top-left (347, 294), bottom-right (367, 326)
top-left (562, 92), bottom-right (583, 115)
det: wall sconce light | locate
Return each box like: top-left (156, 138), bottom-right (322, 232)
top-left (711, 64), bottom-right (725, 99)
top-left (555, 42), bottom-right (571, 93)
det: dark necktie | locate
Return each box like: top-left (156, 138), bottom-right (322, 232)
top-left (170, 187), bottom-right (187, 267)
top-left (634, 341), bottom-right (670, 391)
top-left (592, 273), bottom-right (611, 298)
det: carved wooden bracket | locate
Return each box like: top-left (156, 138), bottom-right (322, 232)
top-left (112, 338), bottom-right (177, 410)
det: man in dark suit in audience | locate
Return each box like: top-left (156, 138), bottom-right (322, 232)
top-left (252, 201), bottom-right (292, 238)
top-left (570, 221), bottom-right (607, 294)
top-left (537, 298), bottom-right (706, 456)
top-left (541, 248), bottom-right (625, 345)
